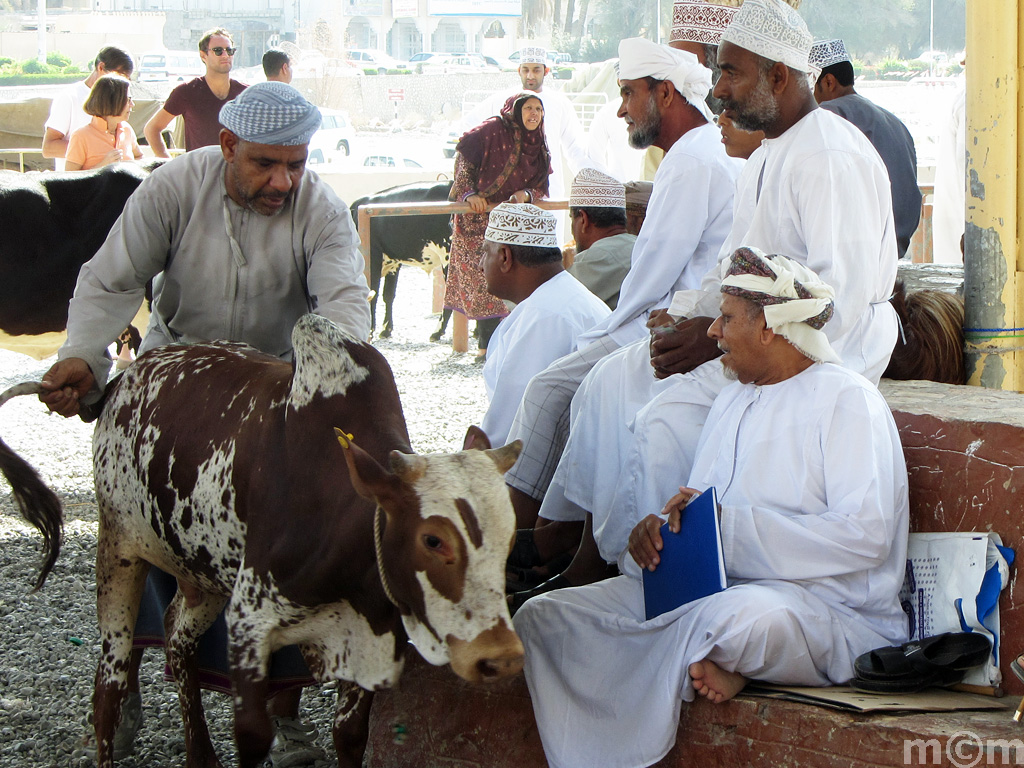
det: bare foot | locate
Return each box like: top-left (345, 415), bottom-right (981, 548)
top-left (689, 660), bottom-right (747, 704)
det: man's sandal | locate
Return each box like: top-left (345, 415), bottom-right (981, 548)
top-left (851, 632), bottom-right (992, 694)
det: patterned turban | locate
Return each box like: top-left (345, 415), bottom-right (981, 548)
top-left (720, 246), bottom-right (841, 364)
top-left (570, 169), bottom-right (625, 209)
top-left (485, 203), bottom-right (559, 248)
top-left (518, 46), bottom-right (548, 65)
top-left (671, 0), bottom-right (743, 46)
top-left (721, 0), bottom-right (813, 73)
top-left (219, 81), bottom-right (321, 146)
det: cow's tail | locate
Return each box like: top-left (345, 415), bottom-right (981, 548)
top-left (0, 382), bottom-right (63, 590)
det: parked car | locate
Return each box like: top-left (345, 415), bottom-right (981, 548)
top-left (346, 49), bottom-right (411, 74)
top-left (307, 108), bottom-right (355, 164)
top-left (419, 53), bottom-right (499, 75)
top-left (361, 154), bottom-right (424, 169)
top-left (137, 50), bottom-right (204, 83)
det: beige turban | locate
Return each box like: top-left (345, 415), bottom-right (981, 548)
top-left (720, 0), bottom-right (813, 73)
top-left (617, 37), bottom-right (714, 122)
top-left (720, 246), bottom-right (841, 364)
top-left (624, 180), bottom-right (654, 212)
top-left (485, 203), bottom-right (559, 248)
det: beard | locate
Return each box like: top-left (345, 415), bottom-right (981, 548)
top-left (718, 343), bottom-right (739, 380)
top-left (722, 73), bottom-right (779, 133)
top-left (627, 94), bottom-right (661, 149)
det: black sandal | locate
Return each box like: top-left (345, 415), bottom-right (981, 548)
top-left (507, 528), bottom-right (543, 570)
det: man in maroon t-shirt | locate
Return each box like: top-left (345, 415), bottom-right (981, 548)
top-left (144, 27), bottom-right (247, 156)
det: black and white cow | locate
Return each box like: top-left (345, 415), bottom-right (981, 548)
top-left (350, 180), bottom-right (454, 339)
top-left (0, 313), bottom-right (523, 768)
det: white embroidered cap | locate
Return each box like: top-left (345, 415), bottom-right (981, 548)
top-left (720, 0), bottom-right (813, 73)
top-left (618, 38), bottom-right (714, 122)
top-left (518, 46), bottom-right (548, 65)
top-left (670, 0), bottom-right (743, 46)
top-left (219, 81), bottom-right (321, 146)
top-left (485, 203), bottom-right (559, 248)
top-left (570, 169), bottom-right (626, 209)
top-left (809, 38), bottom-right (851, 70)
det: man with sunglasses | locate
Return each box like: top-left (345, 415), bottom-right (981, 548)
top-left (144, 27), bottom-right (247, 157)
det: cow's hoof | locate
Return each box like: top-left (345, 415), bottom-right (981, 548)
top-left (429, 330), bottom-right (444, 343)
top-left (379, 328), bottom-right (392, 339)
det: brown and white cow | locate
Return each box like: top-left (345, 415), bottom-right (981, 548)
top-left (1, 313), bottom-right (523, 768)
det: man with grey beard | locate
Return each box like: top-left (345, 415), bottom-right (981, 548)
top-left (502, 36), bottom-right (741, 561)
top-left (510, 0), bottom-right (899, 602)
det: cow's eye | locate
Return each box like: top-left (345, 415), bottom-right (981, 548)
top-left (424, 534), bottom-right (443, 550)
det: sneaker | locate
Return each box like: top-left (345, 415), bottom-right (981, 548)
top-left (262, 716), bottom-right (325, 768)
top-left (79, 691), bottom-right (143, 762)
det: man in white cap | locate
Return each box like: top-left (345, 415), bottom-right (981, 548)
top-left (566, 168), bottom-right (636, 309)
top-left (40, 80), bottom-right (371, 766)
top-left (514, 247), bottom-right (909, 768)
top-left (810, 38), bottom-right (921, 258)
top-left (464, 45), bottom-right (596, 214)
top-left (478, 202), bottom-right (609, 448)
top-left (502, 37), bottom-right (741, 548)
top-left (510, 0), bottom-right (900, 602)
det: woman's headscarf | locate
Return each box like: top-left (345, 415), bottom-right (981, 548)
top-left (455, 92), bottom-right (552, 202)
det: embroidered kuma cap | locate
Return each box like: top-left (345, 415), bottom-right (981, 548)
top-left (671, 0), bottom-right (743, 46)
top-left (720, 246), bottom-right (841, 364)
top-left (219, 81), bottom-right (322, 146)
top-left (485, 203), bottom-right (559, 248)
top-left (570, 169), bottom-right (626, 209)
top-left (809, 39), bottom-right (851, 69)
top-left (720, 0), bottom-right (814, 73)
top-left (518, 46), bottom-right (548, 65)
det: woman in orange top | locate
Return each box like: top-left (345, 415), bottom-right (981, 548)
top-left (65, 73), bottom-right (143, 171)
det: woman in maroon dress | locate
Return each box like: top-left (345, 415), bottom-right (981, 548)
top-left (446, 92), bottom-right (551, 356)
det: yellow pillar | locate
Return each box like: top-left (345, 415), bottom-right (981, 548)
top-left (963, 1), bottom-right (1023, 389)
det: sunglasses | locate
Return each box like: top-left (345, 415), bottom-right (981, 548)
top-left (208, 46), bottom-right (236, 56)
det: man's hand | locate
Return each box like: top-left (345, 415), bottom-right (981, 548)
top-left (646, 308), bottom-right (674, 329)
top-left (649, 315), bottom-right (721, 379)
top-left (628, 486), bottom-right (701, 571)
top-left (38, 358), bottom-right (95, 418)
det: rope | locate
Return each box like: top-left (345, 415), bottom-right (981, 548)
top-left (374, 506), bottom-right (403, 611)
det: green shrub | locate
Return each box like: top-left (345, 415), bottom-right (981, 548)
top-left (0, 57), bottom-right (13, 68)
top-left (0, 72), bottom-right (84, 86)
top-left (46, 52), bottom-right (71, 68)
top-left (363, 68), bottom-right (378, 75)
top-left (21, 59), bottom-right (54, 74)
top-left (385, 68), bottom-right (411, 75)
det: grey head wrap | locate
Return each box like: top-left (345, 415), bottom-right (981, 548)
top-left (219, 81), bottom-right (321, 146)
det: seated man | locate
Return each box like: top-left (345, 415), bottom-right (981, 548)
top-left (514, 248), bottom-right (910, 768)
top-left (565, 169), bottom-right (636, 310)
top-left (480, 202), bottom-right (610, 448)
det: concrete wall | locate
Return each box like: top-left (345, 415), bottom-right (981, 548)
top-left (0, 13), bottom-right (164, 65)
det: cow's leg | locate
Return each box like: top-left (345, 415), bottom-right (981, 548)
top-left (380, 267), bottom-right (399, 338)
top-left (430, 308), bottom-right (453, 342)
top-left (164, 588), bottom-right (228, 768)
top-left (368, 246), bottom-right (384, 335)
top-left (93, 521), bottom-right (149, 768)
top-left (333, 682), bottom-right (374, 768)
top-left (230, 647), bottom-right (274, 768)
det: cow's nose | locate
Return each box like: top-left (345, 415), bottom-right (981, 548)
top-left (476, 651), bottom-right (524, 681)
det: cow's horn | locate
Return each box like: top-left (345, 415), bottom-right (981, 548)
top-left (389, 451), bottom-right (427, 483)
top-left (485, 440), bottom-right (521, 474)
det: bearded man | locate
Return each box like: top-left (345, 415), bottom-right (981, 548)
top-left (514, 248), bottom-right (909, 768)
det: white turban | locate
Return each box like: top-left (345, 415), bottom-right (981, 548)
top-left (720, 0), bottom-right (813, 73)
top-left (720, 246), bottom-right (841, 364)
top-left (617, 38), bottom-right (714, 122)
top-left (219, 81), bottom-right (321, 146)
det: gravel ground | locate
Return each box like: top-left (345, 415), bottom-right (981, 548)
top-left (0, 267), bottom-right (487, 767)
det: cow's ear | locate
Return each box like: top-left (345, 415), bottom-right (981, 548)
top-left (389, 451), bottom-right (427, 484)
top-left (462, 425), bottom-right (491, 451)
top-left (485, 440), bottom-right (521, 474)
top-left (335, 428), bottom-right (393, 500)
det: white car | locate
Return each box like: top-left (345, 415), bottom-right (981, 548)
top-left (346, 49), bottom-right (411, 75)
top-left (360, 153), bottom-right (424, 169)
top-left (307, 109), bottom-right (355, 165)
top-left (418, 53), bottom-right (498, 75)
top-left (136, 50), bottom-right (204, 83)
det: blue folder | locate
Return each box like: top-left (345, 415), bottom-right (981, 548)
top-left (642, 487), bottom-right (727, 621)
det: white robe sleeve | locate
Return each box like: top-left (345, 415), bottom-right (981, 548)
top-left (304, 206), bottom-right (372, 342)
top-left (720, 383), bottom-right (904, 581)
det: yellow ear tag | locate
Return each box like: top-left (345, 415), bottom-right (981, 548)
top-left (334, 428), bottom-right (355, 449)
